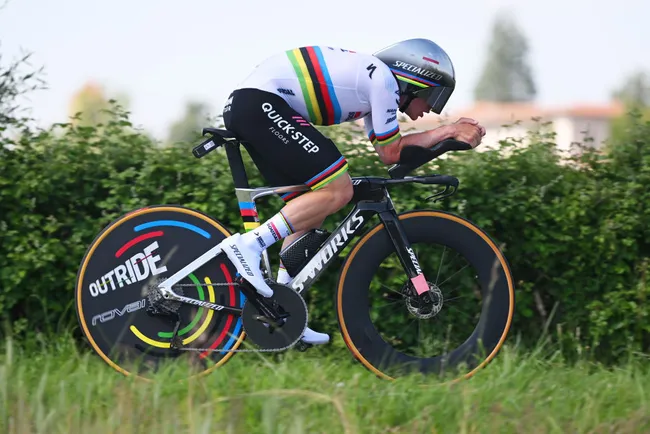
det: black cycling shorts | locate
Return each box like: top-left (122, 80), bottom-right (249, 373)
top-left (223, 88), bottom-right (349, 203)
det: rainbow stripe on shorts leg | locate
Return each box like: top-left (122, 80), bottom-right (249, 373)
top-left (305, 156), bottom-right (348, 191)
top-left (279, 156), bottom-right (349, 202)
top-left (239, 201), bottom-right (260, 232)
top-left (280, 189), bottom-right (307, 203)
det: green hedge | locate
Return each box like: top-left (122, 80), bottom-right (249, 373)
top-left (1, 104), bottom-right (649, 364)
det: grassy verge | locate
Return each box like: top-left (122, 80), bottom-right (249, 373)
top-left (0, 337), bottom-right (649, 433)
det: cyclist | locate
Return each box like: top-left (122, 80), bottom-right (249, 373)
top-left (218, 38), bottom-right (485, 346)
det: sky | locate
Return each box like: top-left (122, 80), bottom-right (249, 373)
top-left (1, 0), bottom-right (648, 140)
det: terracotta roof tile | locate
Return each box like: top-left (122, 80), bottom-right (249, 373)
top-left (406, 101), bottom-right (625, 129)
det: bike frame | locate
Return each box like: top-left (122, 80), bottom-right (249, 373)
top-left (238, 175), bottom-right (421, 295)
top-left (158, 139), bottom-right (457, 312)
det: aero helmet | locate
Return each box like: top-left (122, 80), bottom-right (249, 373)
top-left (373, 38), bottom-right (456, 114)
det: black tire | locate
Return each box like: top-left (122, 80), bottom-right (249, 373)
top-left (336, 210), bottom-right (515, 381)
top-left (75, 205), bottom-right (246, 381)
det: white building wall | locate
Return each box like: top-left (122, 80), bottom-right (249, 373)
top-left (550, 116), bottom-right (575, 153)
top-left (568, 117), bottom-right (611, 150)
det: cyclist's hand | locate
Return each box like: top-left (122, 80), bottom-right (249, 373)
top-left (450, 123), bottom-right (483, 148)
top-left (454, 117), bottom-right (486, 138)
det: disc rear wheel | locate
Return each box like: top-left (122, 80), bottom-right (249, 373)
top-left (75, 205), bottom-right (246, 381)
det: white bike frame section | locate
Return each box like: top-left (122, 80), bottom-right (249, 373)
top-left (157, 183), bottom-right (310, 299)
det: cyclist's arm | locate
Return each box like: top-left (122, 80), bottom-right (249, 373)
top-left (362, 65), bottom-right (406, 165)
top-left (363, 63), bottom-right (455, 165)
top-left (363, 113), bottom-right (400, 165)
top-left (377, 126), bottom-right (456, 165)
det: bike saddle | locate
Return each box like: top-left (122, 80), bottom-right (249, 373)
top-left (193, 128), bottom-right (241, 158)
top-left (202, 127), bottom-right (238, 139)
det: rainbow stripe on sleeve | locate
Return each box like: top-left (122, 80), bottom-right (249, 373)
top-left (368, 125), bottom-right (401, 146)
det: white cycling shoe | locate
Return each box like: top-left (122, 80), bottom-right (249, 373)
top-left (220, 233), bottom-right (330, 345)
top-left (218, 233), bottom-right (274, 298)
top-left (301, 327), bottom-right (330, 345)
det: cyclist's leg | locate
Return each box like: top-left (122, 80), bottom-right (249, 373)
top-left (240, 144), bottom-right (349, 240)
top-left (237, 129), bottom-right (339, 256)
top-left (221, 88), bottom-right (352, 292)
top-left (237, 141), bottom-right (328, 283)
top-left (222, 88), bottom-right (352, 344)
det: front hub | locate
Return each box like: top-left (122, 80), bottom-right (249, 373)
top-left (402, 281), bottom-right (443, 319)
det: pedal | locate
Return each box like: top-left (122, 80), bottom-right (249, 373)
top-left (170, 335), bottom-right (183, 349)
top-left (294, 340), bottom-right (312, 352)
top-left (242, 283), bottom-right (308, 351)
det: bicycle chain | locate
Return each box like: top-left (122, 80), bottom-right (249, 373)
top-left (168, 282), bottom-right (239, 287)
top-left (172, 342), bottom-right (299, 354)
top-left (151, 280), bottom-right (307, 354)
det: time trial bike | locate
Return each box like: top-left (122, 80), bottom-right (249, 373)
top-left (74, 127), bottom-right (515, 382)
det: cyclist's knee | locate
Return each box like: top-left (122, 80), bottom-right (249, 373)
top-left (318, 173), bottom-right (353, 210)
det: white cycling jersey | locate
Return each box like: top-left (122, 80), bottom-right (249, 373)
top-left (234, 46), bottom-right (402, 147)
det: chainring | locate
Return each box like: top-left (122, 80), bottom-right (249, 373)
top-left (242, 283), bottom-right (308, 351)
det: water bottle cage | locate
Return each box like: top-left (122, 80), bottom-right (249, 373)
top-left (278, 229), bottom-right (331, 277)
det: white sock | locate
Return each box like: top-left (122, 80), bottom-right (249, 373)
top-left (242, 211), bottom-right (294, 252)
top-left (277, 262), bottom-right (291, 284)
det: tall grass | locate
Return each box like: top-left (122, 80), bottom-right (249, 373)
top-left (0, 335), bottom-right (649, 433)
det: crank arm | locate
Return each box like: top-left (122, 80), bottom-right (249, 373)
top-left (162, 287), bottom-right (243, 316)
top-left (233, 275), bottom-right (283, 320)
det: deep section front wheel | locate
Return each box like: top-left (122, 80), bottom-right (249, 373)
top-left (336, 210), bottom-right (515, 381)
top-left (75, 205), bottom-right (246, 381)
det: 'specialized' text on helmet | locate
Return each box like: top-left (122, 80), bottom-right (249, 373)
top-left (373, 38), bottom-right (456, 114)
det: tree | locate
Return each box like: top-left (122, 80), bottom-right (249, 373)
top-left (613, 71), bottom-right (650, 108)
top-left (67, 81), bottom-right (126, 127)
top-left (166, 101), bottom-right (212, 145)
top-left (473, 10), bottom-right (537, 103)
top-left (608, 71), bottom-right (650, 150)
top-left (0, 50), bottom-right (45, 132)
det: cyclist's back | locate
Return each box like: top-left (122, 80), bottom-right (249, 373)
top-left (233, 46), bottom-right (399, 131)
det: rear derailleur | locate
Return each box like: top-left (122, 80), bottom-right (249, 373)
top-left (146, 283), bottom-right (184, 350)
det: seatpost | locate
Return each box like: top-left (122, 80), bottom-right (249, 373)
top-left (224, 141), bottom-right (250, 189)
top-left (225, 140), bottom-right (274, 278)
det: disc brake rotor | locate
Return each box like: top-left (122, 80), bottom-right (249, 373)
top-left (402, 281), bottom-right (444, 319)
top-left (242, 283), bottom-right (308, 350)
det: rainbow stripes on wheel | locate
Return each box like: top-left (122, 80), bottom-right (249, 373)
top-left (75, 205), bottom-right (246, 381)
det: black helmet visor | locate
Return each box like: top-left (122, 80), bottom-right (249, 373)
top-left (413, 85), bottom-right (454, 114)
